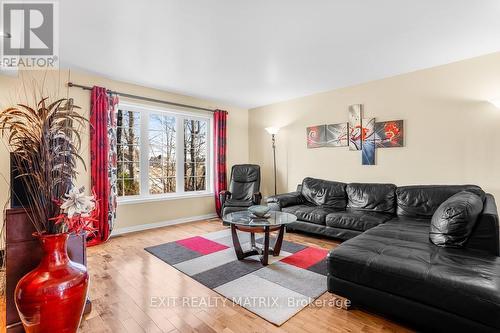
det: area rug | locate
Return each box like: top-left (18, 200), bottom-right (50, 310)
top-left (145, 229), bottom-right (329, 325)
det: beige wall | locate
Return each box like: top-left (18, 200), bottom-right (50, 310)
top-left (0, 69), bottom-right (249, 231)
top-left (249, 52), bottom-right (500, 200)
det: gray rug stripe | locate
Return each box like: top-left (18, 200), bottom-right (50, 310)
top-left (191, 258), bottom-right (263, 289)
top-left (145, 242), bottom-right (202, 265)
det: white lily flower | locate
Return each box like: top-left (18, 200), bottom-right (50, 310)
top-left (60, 187), bottom-right (95, 218)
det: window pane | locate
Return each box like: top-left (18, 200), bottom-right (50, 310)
top-left (119, 162), bottom-right (140, 178)
top-left (118, 110), bottom-right (140, 129)
top-left (117, 127), bottom-right (140, 145)
top-left (149, 130), bottom-right (163, 146)
top-left (195, 164), bottom-right (206, 178)
top-left (184, 119), bottom-right (208, 192)
top-left (184, 163), bottom-right (194, 178)
top-left (149, 144), bottom-right (163, 162)
top-left (149, 158), bottom-right (162, 179)
top-left (117, 179), bottom-right (123, 196)
top-left (184, 149), bottom-right (192, 164)
top-left (119, 145), bottom-right (140, 162)
top-left (149, 178), bottom-right (163, 195)
top-left (163, 161), bottom-right (176, 177)
top-left (196, 142), bottom-right (207, 163)
top-left (184, 177), bottom-right (195, 192)
top-left (117, 112), bottom-right (140, 146)
top-left (148, 113), bottom-right (177, 195)
top-left (162, 141), bottom-right (176, 175)
top-left (149, 114), bottom-right (175, 132)
top-left (117, 109), bottom-right (141, 197)
top-left (149, 145), bottom-right (163, 164)
top-left (184, 120), bottom-right (193, 143)
top-left (123, 177), bottom-right (140, 196)
top-left (149, 177), bottom-right (176, 194)
top-left (117, 173), bottom-right (140, 196)
top-left (183, 177), bottom-right (206, 191)
top-left (165, 177), bottom-right (176, 192)
top-left (196, 177), bottom-right (206, 191)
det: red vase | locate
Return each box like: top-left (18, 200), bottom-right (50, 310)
top-left (14, 232), bottom-right (89, 333)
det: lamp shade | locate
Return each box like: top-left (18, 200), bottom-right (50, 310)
top-left (489, 99), bottom-right (500, 109)
top-left (265, 127), bottom-right (280, 135)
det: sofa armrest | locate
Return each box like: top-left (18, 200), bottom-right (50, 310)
top-left (219, 190), bottom-right (231, 207)
top-left (267, 191), bottom-right (305, 211)
top-left (466, 193), bottom-right (500, 256)
top-left (252, 192), bottom-right (262, 205)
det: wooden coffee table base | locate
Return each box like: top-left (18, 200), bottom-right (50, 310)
top-left (230, 224), bottom-right (285, 266)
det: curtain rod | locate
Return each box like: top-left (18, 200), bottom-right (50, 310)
top-left (67, 82), bottom-right (215, 113)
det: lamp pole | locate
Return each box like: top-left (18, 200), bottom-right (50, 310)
top-left (265, 127), bottom-right (280, 196)
top-left (271, 133), bottom-right (277, 196)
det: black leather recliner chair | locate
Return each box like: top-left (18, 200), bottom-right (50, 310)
top-left (220, 164), bottom-right (262, 218)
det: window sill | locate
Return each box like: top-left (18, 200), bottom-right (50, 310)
top-left (117, 191), bottom-right (214, 205)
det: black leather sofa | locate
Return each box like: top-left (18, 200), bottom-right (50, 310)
top-left (268, 178), bottom-right (397, 240)
top-left (267, 178), bottom-right (500, 332)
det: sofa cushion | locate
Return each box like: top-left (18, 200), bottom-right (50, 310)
top-left (346, 183), bottom-right (397, 213)
top-left (266, 191), bottom-right (305, 209)
top-left (369, 217), bottom-right (431, 240)
top-left (228, 165), bottom-right (260, 201)
top-left (326, 209), bottom-right (393, 231)
top-left (396, 185), bottom-right (485, 218)
top-left (224, 199), bottom-right (253, 207)
top-left (328, 221), bottom-right (500, 330)
top-left (282, 204), bottom-right (337, 225)
top-left (287, 221), bottom-right (363, 240)
top-left (232, 165), bottom-right (259, 182)
top-left (430, 191), bottom-right (483, 248)
top-left (465, 194), bottom-right (500, 256)
top-left (222, 206), bottom-right (248, 216)
top-left (301, 177), bottom-right (347, 209)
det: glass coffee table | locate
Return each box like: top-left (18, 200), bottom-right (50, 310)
top-left (223, 210), bottom-right (297, 265)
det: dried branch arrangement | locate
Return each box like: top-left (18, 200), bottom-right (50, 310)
top-left (0, 96), bottom-right (93, 234)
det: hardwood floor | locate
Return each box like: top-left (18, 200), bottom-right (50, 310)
top-left (79, 219), bottom-right (412, 333)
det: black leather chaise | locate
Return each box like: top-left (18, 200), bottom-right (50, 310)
top-left (267, 178), bottom-right (500, 332)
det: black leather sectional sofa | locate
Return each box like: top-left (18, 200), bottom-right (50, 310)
top-left (267, 177), bottom-right (500, 332)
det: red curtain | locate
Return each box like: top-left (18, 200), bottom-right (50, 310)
top-left (88, 86), bottom-right (118, 246)
top-left (214, 110), bottom-right (228, 217)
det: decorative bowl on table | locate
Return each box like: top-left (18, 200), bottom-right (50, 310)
top-left (248, 205), bottom-right (271, 218)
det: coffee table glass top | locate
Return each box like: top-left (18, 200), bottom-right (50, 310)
top-left (223, 210), bottom-right (297, 227)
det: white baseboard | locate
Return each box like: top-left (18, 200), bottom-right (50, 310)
top-left (110, 213), bottom-right (219, 236)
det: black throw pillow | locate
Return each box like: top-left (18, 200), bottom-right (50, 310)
top-left (429, 191), bottom-right (483, 247)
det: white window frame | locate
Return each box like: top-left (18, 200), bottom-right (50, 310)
top-left (117, 102), bottom-right (214, 205)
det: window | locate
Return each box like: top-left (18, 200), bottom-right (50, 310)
top-left (184, 119), bottom-right (207, 191)
top-left (117, 110), bottom-right (141, 196)
top-left (116, 103), bottom-right (212, 203)
top-left (149, 114), bottom-right (176, 194)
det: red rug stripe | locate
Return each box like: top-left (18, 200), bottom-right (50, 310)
top-left (176, 236), bottom-right (229, 255)
top-left (280, 247), bottom-right (328, 269)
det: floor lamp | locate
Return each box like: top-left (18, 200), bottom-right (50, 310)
top-left (265, 127), bottom-right (280, 195)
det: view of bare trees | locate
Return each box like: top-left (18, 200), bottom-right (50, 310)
top-left (149, 114), bottom-right (176, 194)
top-left (117, 109), bottom-right (208, 197)
top-left (184, 119), bottom-right (207, 191)
top-left (117, 110), bottom-right (140, 196)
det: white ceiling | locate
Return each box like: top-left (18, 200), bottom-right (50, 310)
top-left (60, 0), bottom-right (500, 109)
